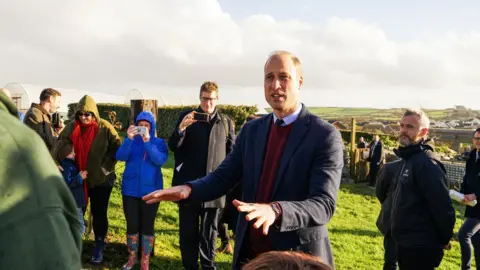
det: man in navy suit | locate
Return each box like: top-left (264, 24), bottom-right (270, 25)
top-left (143, 51), bottom-right (344, 269)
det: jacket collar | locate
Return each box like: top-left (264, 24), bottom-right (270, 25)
top-left (394, 139), bottom-right (434, 160)
top-left (31, 103), bottom-right (50, 115)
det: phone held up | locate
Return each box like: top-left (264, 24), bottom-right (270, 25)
top-left (193, 111), bottom-right (210, 122)
top-left (135, 126), bottom-right (147, 136)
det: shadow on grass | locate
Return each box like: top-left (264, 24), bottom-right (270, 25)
top-left (340, 182), bottom-right (378, 199)
top-left (329, 227), bottom-right (382, 238)
top-left (81, 239), bottom-right (232, 270)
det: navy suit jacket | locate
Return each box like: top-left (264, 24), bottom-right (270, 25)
top-left (188, 105), bottom-right (344, 268)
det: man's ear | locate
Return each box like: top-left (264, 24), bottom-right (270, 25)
top-left (298, 75), bottom-right (303, 89)
top-left (420, 128), bottom-right (429, 138)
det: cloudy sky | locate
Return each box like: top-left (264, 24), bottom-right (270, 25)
top-left (1, 0), bottom-right (479, 109)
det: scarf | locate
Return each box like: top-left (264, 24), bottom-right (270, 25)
top-left (70, 120), bottom-right (99, 203)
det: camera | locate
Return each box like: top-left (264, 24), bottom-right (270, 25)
top-left (193, 112), bottom-right (210, 122)
top-left (52, 112), bottom-right (62, 129)
top-left (135, 126), bottom-right (147, 136)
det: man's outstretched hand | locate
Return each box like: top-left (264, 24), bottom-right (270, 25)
top-left (142, 185), bottom-right (192, 204)
top-left (233, 199), bottom-right (277, 236)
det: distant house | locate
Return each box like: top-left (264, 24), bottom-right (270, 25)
top-left (327, 120), bottom-right (348, 130)
top-left (431, 121), bottom-right (451, 129)
top-left (362, 122), bottom-right (385, 133)
top-left (361, 121), bottom-right (398, 135)
top-left (384, 123), bottom-right (400, 134)
top-left (463, 118), bottom-right (480, 127)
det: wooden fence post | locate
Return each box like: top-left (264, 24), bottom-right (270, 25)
top-left (349, 118), bottom-right (357, 180)
top-left (130, 99), bottom-right (158, 136)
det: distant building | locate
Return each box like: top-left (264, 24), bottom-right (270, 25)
top-left (327, 120), bottom-right (348, 130)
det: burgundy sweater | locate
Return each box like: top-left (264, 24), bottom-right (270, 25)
top-left (249, 121), bottom-right (293, 255)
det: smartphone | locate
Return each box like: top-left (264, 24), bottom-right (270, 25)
top-left (193, 112), bottom-right (210, 122)
top-left (135, 126), bottom-right (147, 135)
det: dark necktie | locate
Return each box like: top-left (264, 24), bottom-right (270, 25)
top-left (275, 119), bottom-right (284, 126)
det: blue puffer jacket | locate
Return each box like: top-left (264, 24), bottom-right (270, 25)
top-left (116, 111), bottom-right (168, 198)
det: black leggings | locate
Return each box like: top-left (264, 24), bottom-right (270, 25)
top-left (123, 196), bottom-right (159, 235)
top-left (89, 185), bottom-right (113, 239)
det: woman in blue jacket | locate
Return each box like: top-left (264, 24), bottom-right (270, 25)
top-left (116, 111), bottom-right (168, 270)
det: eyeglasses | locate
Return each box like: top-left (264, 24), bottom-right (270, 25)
top-left (200, 97), bottom-right (218, 102)
top-left (77, 112), bottom-right (93, 117)
top-left (473, 137), bottom-right (480, 141)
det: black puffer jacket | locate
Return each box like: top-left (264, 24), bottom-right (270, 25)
top-left (391, 141), bottom-right (455, 248)
top-left (460, 149), bottom-right (480, 219)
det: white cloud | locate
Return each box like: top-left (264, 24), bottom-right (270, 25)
top-left (0, 0), bottom-right (479, 109)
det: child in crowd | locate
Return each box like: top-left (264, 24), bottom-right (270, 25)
top-left (56, 140), bottom-right (88, 234)
top-left (116, 111), bottom-right (168, 270)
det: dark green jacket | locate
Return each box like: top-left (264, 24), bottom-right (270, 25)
top-left (0, 92), bottom-right (82, 269)
top-left (53, 95), bottom-right (121, 188)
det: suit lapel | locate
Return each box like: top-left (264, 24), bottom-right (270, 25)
top-left (252, 114), bottom-right (272, 200)
top-left (271, 107), bottom-right (310, 197)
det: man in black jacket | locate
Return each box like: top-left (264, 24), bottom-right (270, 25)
top-left (390, 108), bottom-right (455, 270)
top-left (368, 134), bottom-right (384, 187)
top-left (168, 81), bottom-right (235, 270)
top-left (376, 159), bottom-right (402, 270)
top-left (458, 127), bottom-right (480, 270)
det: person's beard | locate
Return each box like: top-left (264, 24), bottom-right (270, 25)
top-left (398, 133), bottom-right (416, 147)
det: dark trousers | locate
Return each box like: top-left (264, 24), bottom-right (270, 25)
top-left (123, 196), bottom-right (159, 235)
top-left (383, 232), bottom-right (398, 270)
top-left (218, 208), bottom-right (230, 242)
top-left (369, 163), bottom-right (379, 186)
top-left (397, 245), bottom-right (444, 270)
top-left (459, 217), bottom-right (480, 270)
top-left (179, 202), bottom-right (220, 270)
top-left (88, 185), bottom-right (113, 239)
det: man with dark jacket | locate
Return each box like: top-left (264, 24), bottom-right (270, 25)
top-left (144, 51), bottom-right (344, 270)
top-left (391, 108), bottom-right (455, 270)
top-left (168, 81), bottom-right (235, 270)
top-left (24, 88), bottom-right (64, 151)
top-left (376, 159), bottom-right (402, 270)
top-left (458, 127), bottom-right (480, 270)
top-left (368, 134), bottom-right (384, 187)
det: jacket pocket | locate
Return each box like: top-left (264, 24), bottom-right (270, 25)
top-left (297, 226), bottom-right (328, 244)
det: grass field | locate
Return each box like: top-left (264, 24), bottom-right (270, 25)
top-left (80, 153), bottom-right (469, 270)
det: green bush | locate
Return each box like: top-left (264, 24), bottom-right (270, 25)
top-left (156, 105), bottom-right (258, 139)
top-left (68, 103), bottom-right (258, 139)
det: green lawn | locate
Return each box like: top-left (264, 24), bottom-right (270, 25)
top-left (81, 154), bottom-right (468, 270)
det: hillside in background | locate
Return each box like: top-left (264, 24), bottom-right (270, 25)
top-left (265, 106), bottom-right (480, 122)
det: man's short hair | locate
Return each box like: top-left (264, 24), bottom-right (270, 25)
top-left (54, 140), bottom-right (73, 163)
top-left (242, 251), bottom-right (332, 270)
top-left (473, 127), bottom-right (480, 137)
top-left (266, 50), bottom-right (303, 78)
top-left (199, 81), bottom-right (219, 96)
top-left (403, 108), bottom-right (430, 129)
top-left (40, 88), bottom-right (61, 102)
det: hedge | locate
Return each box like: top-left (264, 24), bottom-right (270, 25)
top-left (67, 103), bottom-right (258, 139)
top-left (67, 103), bottom-right (131, 131)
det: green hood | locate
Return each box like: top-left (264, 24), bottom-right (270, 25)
top-left (0, 91), bottom-right (19, 119)
top-left (75, 95), bottom-right (100, 120)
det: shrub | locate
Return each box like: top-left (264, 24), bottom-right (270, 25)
top-left (67, 103), bottom-right (131, 131)
top-left (68, 103), bottom-right (259, 139)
